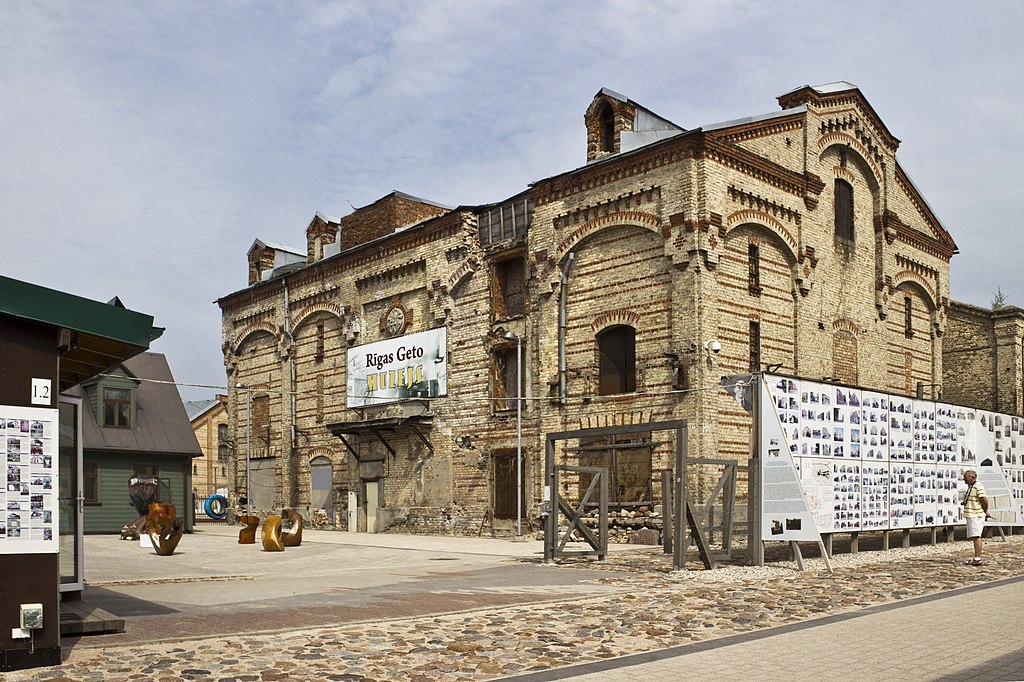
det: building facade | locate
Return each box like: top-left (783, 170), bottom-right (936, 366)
top-left (943, 301), bottom-right (1024, 416)
top-left (218, 83), bottom-right (957, 534)
top-left (185, 395), bottom-right (230, 498)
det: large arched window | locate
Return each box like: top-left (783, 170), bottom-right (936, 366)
top-left (598, 325), bottom-right (636, 395)
top-left (834, 179), bottom-right (854, 242)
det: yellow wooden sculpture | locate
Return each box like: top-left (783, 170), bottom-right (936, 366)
top-left (145, 503), bottom-right (184, 556)
top-left (282, 509), bottom-right (303, 547)
top-left (238, 514), bottom-right (260, 544)
top-left (261, 514), bottom-right (284, 551)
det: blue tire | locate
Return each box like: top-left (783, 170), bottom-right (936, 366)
top-left (204, 494), bottom-right (228, 520)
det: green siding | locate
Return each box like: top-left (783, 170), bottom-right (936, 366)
top-left (83, 451), bottom-right (194, 534)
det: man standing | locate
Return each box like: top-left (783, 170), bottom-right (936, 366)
top-left (962, 469), bottom-right (991, 566)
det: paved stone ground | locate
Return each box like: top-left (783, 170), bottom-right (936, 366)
top-left (7, 534), bottom-right (1024, 681)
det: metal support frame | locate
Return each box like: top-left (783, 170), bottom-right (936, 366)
top-left (544, 419), bottom-right (713, 569)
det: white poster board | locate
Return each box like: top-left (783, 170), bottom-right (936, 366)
top-left (751, 374), bottom-right (1024, 535)
top-left (346, 327), bottom-right (448, 408)
top-left (2, 405), bottom-right (59, 554)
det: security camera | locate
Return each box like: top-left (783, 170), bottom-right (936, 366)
top-left (704, 340), bottom-right (722, 354)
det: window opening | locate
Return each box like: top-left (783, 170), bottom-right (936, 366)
top-left (492, 346), bottom-right (521, 411)
top-left (492, 257), bottom-right (525, 318)
top-left (598, 326), bottom-right (636, 395)
top-left (904, 297), bottom-right (914, 338)
top-left (315, 322), bottom-right (325, 363)
top-left (599, 104), bottom-right (615, 152)
top-left (103, 387), bottom-right (132, 428)
top-left (748, 243), bottom-right (761, 296)
top-left (834, 179), bottom-right (854, 242)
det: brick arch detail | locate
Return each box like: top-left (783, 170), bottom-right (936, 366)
top-left (723, 210), bottom-right (799, 263)
top-left (832, 327), bottom-right (859, 385)
top-left (832, 318), bottom-right (862, 335)
top-left (292, 302), bottom-right (345, 332)
top-left (557, 211), bottom-right (663, 263)
top-left (307, 447), bottom-right (339, 464)
top-left (591, 309), bottom-right (642, 334)
top-left (817, 132), bottom-right (883, 189)
top-left (892, 271), bottom-right (937, 310)
top-left (231, 321), bottom-right (284, 355)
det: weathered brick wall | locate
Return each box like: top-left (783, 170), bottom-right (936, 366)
top-left (943, 302), bottom-right (1024, 415)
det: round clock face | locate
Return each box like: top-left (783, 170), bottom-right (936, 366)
top-left (385, 305), bottom-right (407, 336)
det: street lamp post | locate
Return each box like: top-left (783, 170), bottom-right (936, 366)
top-left (237, 383), bottom-right (251, 517)
top-left (504, 331), bottom-right (523, 539)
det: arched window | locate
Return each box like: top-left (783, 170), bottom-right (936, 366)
top-left (598, 325), bottom-right (636, 395)
top-left (834, 179), bottom-right (854, 242)
top-left (599, 104), bottom-right (615, 153)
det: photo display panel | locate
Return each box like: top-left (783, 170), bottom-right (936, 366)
top-left (757, 374), bottom-right (1024, 535)
top-left (2, 405), bottom-right (59, 554)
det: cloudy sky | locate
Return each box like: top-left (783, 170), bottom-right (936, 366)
top-left (2, 1), bottom-right (1021, 399)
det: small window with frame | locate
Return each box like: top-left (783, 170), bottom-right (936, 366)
top-left (83, 462), bottom-right (99, 504)
top-left (103, 387), bottom-right (132, 428)
top-left (492, 256), bottom-right (526, 319)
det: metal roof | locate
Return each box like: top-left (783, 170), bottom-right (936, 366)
top-left (65, 352), bottom-right (202, 458)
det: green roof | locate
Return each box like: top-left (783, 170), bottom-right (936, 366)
top-left (0, 276), bottom-right (164, 389)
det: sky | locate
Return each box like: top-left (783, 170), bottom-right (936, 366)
top-left (2, 1), bottom-right (1022, 401)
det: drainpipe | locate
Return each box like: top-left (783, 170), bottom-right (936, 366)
top-left (283, 278), bottom-right (297, 507)
top-left (558, 252), bottom-right (576, 405)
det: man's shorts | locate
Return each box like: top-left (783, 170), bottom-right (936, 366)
top-left (966, 516), bottom-right (985, 539)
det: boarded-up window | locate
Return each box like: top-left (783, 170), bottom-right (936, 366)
top-left (493, 450), bottom-right (524, 520)
top-left (492, 257), bottom-right (525, 318)
top-left (478, 195), bottom-right (532, 248)
top-left (598, 326), bottom-right (636, 395)
top-left (904, 297), bottom-right (914, 338)
top-left (578, 434), bottom-right (652, 505)
top-left (835, 179), bottom-right (854, 242)
top-left (833, 330), bottom-right (859, 385)
top-left (252, 394), bottom-right (270, 446)
top-left (492, 346), bottom-right (521, 411)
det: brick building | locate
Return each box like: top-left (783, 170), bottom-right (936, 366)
top-left (943, 301), bottom-right (1024, 416)
top-left (185, 395), bottom-right (230, 498)
top-left (217, 82), bottom-right (958, 534)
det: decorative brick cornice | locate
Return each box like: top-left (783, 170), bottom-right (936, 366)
top-left (710, 114), bottom-right (804, 144)
top-left (727, 186), bottom-right (802, 225)
top-left (704, 137), bottom-right (825, 207)
top-left (354, 259), bottom-right (427, 291)
top-left (777, 87), bottom-right (900, 152)
top-left (875, 209), bottom-right (955, 262)
top-left (894, 254), bottom-right (939, 283)
top-left (553, 187), bottom-right (659, 231)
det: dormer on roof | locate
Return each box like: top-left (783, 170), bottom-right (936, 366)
top-left (247, 239), bottom-right (306, 286)
top-left (585, 88), bottom-right (685, 162)
top-left (306, 211), bottom-right (341, 264)
top-left (337, 191), bottom-right (451, 252)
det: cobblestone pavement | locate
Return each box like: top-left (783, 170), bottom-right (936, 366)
top-left (8, 535), bottom-right (1024, 682)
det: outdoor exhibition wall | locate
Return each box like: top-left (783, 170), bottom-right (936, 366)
top-left (2, 405), bottom-right (59, 554)
top-left (752, 374), bottom-right (1023, 542)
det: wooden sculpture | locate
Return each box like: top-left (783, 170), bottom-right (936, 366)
top-left (261, 514), bottom-right (284, 551)
top-left (238, 514), bottom-right (260, 544)
top-left (145, 502), bottom-right (184, 556)
top-left (282, 509), bottom-right (303, 547)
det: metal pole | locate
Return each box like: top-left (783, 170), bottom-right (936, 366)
top-left (516, 335), bottom-right (523, 538)
top-left (245, 385), bottom-right (251, 518)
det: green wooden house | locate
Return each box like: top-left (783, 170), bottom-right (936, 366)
top-left (64, 352), bottom-right (202, 533)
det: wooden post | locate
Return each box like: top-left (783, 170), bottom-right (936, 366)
top-left (672, 429), bottom-right (687, 571)
top-left (850, 531), bottom-right (859, 553)
top-left (661, 470), bottom-right (672, 555)
top-left (902, 528), bottom-right (911, 548)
